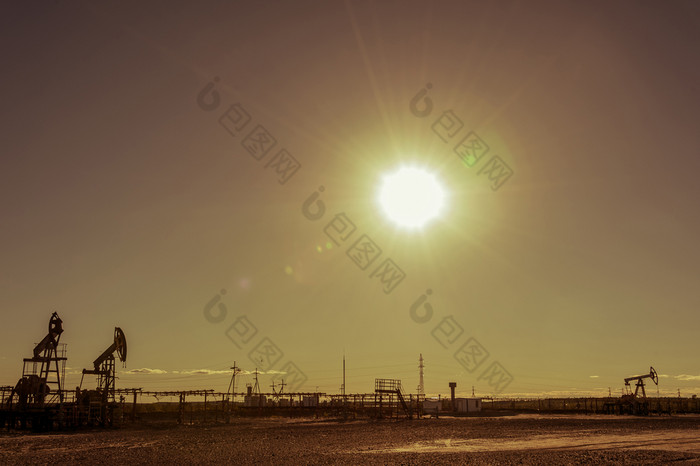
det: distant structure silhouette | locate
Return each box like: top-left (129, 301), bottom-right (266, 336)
top-left (418, 354), bottom-right (425, 399)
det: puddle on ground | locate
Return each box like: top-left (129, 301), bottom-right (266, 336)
top-left (355, 431), bottom-right (700, 454)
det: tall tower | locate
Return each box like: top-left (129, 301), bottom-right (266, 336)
top-left (252, 368), bottom-right (261, 395)
top-left (228, 361), bottom-right (241, 401)
top-left (418, 354), bottom-right (425, 398)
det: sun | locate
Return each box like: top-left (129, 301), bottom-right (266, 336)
top-left (378, 166), bottom-right (446, 229)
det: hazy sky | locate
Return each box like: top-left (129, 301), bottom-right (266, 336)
top-left (1, 1), bottom-right (699, 398)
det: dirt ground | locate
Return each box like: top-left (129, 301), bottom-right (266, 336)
top-left (1, 414), bottom-right (699, 464)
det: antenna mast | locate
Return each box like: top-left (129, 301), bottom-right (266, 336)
top-left (228, 361), bottom-right (241, 402)
top-left (253, 368), bottom-right (261, 395)
top-left (418, 354), bottom-right (425, 399)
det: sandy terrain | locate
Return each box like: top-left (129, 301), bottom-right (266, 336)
top-left (1, 414), bottom-right (699, 464)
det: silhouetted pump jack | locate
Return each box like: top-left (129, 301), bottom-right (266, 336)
top-left (620, 366), bottom-right (658, 415)
top-left (8, 312), bottom-right (66, 409)
top-left (624, 366), bottom-right (658, 399)
top-left (80, 327), bottom-right (127, 407)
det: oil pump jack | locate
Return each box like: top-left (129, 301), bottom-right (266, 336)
top-left (79, 327), bottom-right (127, 425)
top-left (0, 314), bottom-right (132, 430)
top-left (5, 312), bottom-right (67, 427)
top-left (620, 366), bottom-right (658, 415)
top-left (603, 366), bottom-right (659, 415)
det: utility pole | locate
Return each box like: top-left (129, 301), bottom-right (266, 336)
top-left (418, 354), bottom-right (425, 399)
top-left (228, 361), bottom-right (241, 402)
top-left (340, 353), bottom-right (347, 419)
top-left (270, 380), bottom-right (280, 406)
top-left (472, 386), bottom-right (475, 397)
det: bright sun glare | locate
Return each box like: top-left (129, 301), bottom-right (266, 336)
top-left (378, 166), bottom-right (446, 229)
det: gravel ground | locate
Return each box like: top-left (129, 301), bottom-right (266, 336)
top-left (1, 414), bottom-right (699, 464)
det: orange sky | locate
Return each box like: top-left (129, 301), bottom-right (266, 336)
top-left (1, 1), bottom-right (699, 398)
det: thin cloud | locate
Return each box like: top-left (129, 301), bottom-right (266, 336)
top-left (589, 375), bottom-right (599, 378)
top-left (172, 369), bottom-right (231, 376)
top-left (123, 368), bottom-right (168, 375)
top-left (120, 368), bottom-right (288, 376)
top-left (675, 374), bottom-right (700, 381)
